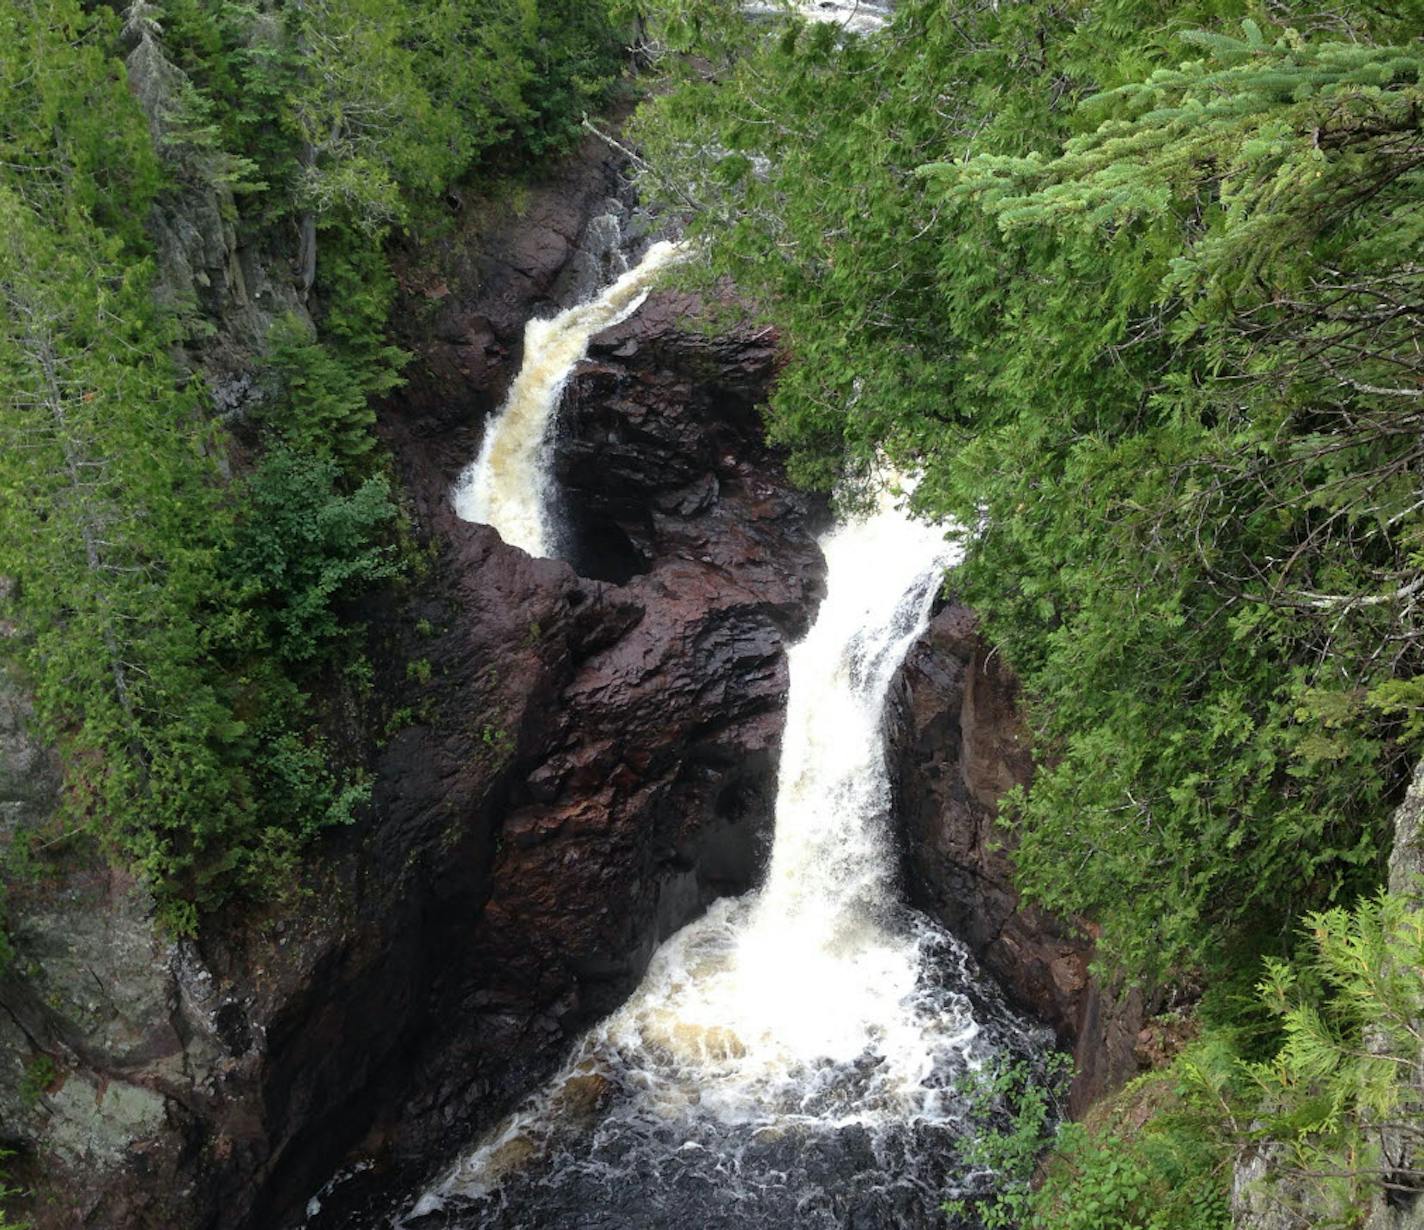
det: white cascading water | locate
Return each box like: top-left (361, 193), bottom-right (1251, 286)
top-left (402, 481), bottom-right (1039, 1228)
top-left (749, 0), bottom-right (893, 35)
top-left (599, 483), bottom-right (972, 1117)
top-left (451, 240), bottom-right (686, 556)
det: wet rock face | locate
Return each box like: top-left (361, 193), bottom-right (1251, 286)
top-left (335, 290), bottom-right (826, 1221)
top-left (889, 604), bottom-right (1149, 1113)
top-left (555, 297), bottom-right (787, 586)
top-left (0, 123), bottom-right (825, 1226)
top-left (482, 309), bottom-right (826, 996)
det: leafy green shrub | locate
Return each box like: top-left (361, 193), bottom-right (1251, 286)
top-left (241, 715), bottom-right (369, 877)
top-left (947, 1053), bottom-right (1230, 1230)
top-left (228, 447), bottom-right (399, 669)
top-left (1027, 1106), bottom-right (1230, 1230)
top-left (943, 1055), bottom-right (1070, 1227)
top-left (258, 315), bottom-right (384, 470)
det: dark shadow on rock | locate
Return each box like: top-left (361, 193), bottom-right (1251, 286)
top-left (888, 602), bottom-right (1156, 1116)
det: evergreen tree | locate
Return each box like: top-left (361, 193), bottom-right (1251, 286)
top-left (0, 0), bottom-right (626, 922)
top-left (628, 0), bottom-right (1424, 984)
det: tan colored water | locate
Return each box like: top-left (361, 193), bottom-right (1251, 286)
top-left (451, 241), bottom-right (686, 556)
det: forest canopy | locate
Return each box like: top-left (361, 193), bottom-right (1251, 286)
top-left (0, 0), bottom-right (625, 925)
top-left (3, 0), bottom-right (1422, 1221)
top-left (626, 0), bottom-right (1424, 985)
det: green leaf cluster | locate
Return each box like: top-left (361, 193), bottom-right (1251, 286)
top-left (1240, 889), bottom-right (1424, 1225)
top-left (229, 447), bottom-right (400, 667)
top-left (1025, 1107), bottom-right (1231, 1230)
top-left (942, 1055), bottom-right (1072, 1228)
top-left (946, 1050), bottom-right (1232, 1230)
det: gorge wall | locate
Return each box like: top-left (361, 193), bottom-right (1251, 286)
top-left (889, 604), bottom-right (1153, 1115)
top-left (0, 132), bottom-right (828, 1229)
top-left (1, 108), bottom-right (1144, 1230)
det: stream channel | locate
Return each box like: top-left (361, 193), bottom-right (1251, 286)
top-left (324, 242), bottom-right (1054, 1228)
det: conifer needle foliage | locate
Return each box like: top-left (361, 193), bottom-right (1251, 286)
top-left (628, 0), bottom-right (1424, 984)
top-left (0, 0), bottom-right (626, 926)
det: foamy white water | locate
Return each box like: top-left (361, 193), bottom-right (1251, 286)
top-left (401, 481), bottom-right (1033, 1226)
top-left (747, 0), bottom-right (893, 34)
top-left (590, 482), bottom-right (971, 1110)
top-left (451, 241), bottom-right (686, 556)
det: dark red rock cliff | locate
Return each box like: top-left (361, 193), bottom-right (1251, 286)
top-left (3, 132), bottom-right (825, 1230)
top-left (890, 603), bottom-right (1151, 1115)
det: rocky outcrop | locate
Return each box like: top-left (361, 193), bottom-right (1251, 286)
top-left (1388, 760), bottom-right (1424, 898)
top-left (0, 132), bottom-right (825, 1226)
top-left (558, 293), bottom-right (795, 587)
top-left (0, 670), bottom-right (57, 844)
top-left (890, 603), bottom-right (1151, 1114)
top-left (1362, 765), bottom-right (1424, 1230)
top-left (122, 3), bottom-right (311, 407)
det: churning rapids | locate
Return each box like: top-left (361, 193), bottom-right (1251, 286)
top-left (398, 244), bottom-right (1049, 1227)
top-left (748, 0), bottom-right (894, 36)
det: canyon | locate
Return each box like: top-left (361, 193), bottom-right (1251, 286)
top-left (0, 131), bottom-right (1146, 1229)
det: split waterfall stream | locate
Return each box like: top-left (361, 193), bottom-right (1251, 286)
top-left (403, 245), bottom-right (1047, 1226)
top-left (450, 241), bottom-right (687, 559)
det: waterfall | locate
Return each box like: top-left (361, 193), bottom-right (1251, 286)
top-left (402, 481), bottom-right (1040, 1228)
top-left (451, 240), bottom-right (686, 556)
